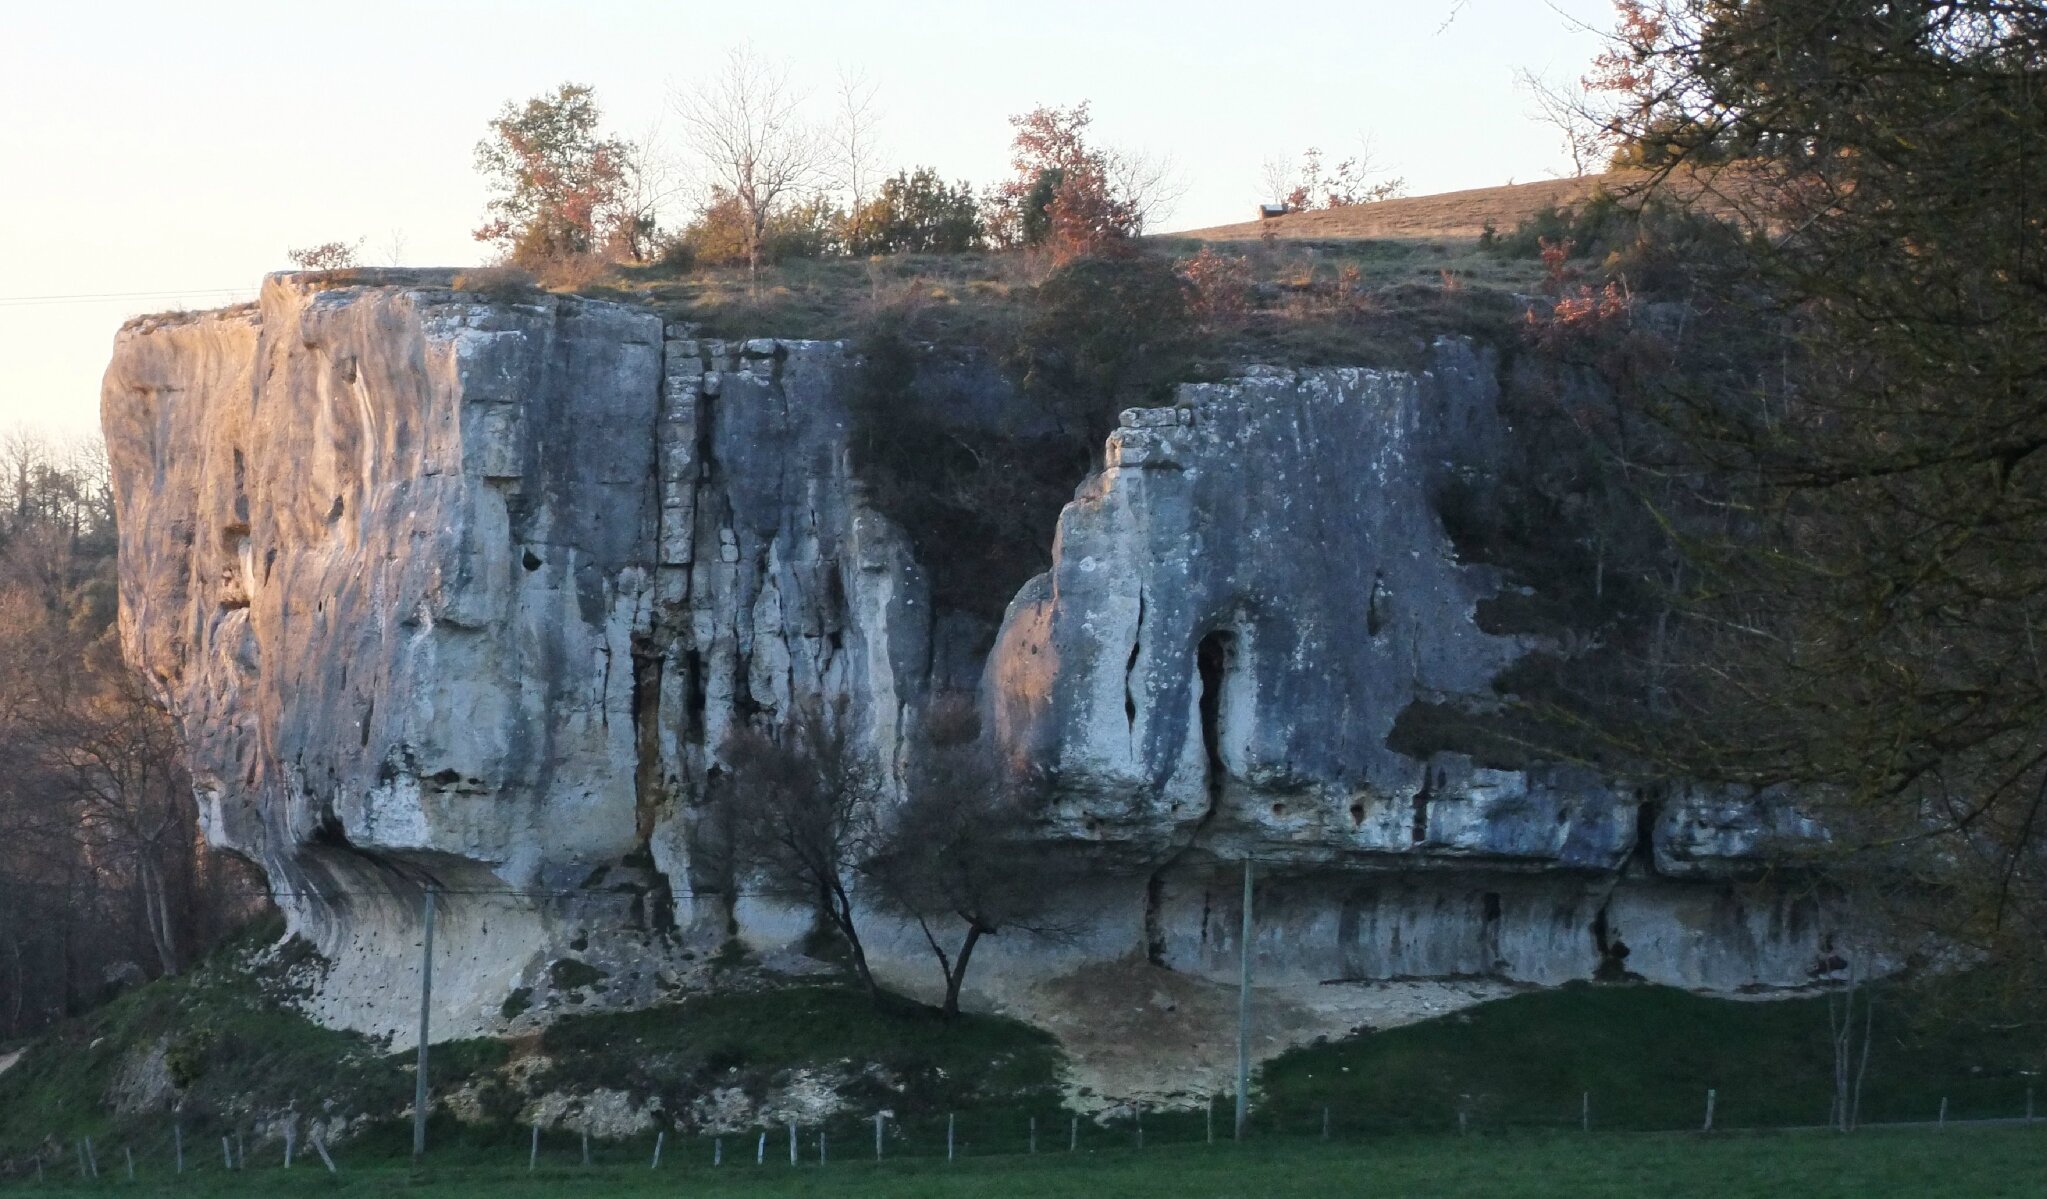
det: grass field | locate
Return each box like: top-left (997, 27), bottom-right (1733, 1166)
top-left (6, 1127), bottom-right (2042, 1198)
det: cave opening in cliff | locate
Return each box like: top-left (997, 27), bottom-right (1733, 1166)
top-left (1196, 630), bottom-right (1236, 806)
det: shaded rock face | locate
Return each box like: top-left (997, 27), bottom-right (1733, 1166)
top-left (104, 275), bottom-right (1839, 1040)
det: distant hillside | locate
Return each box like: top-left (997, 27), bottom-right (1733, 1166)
top-left (1170, 170), bottom-right (1744, 243)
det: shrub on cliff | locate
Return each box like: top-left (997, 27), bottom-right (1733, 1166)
top-left (846, 253), bottom-right (1204, 622)
top-left (843, 168), bottom-right (983, 255)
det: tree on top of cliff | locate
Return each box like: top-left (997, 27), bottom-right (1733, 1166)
top-left (1263, 144), bottom-right (1408, 211)
top-left (673, 47), bottom-right (827, 280)
top-left (987, 103), bottom-right (1178, 260)
top-left (473, 84), bottom-right (650, 267)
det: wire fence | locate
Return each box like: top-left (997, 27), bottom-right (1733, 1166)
top-left (3, 1088), bottom-right (2040, 1187)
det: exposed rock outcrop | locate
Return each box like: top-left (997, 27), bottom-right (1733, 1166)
top-left (102, 272), bottom-right (1841, 1042)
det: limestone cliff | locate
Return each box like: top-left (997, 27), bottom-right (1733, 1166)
top-left (103, 272), bottom-right (1839, 1043)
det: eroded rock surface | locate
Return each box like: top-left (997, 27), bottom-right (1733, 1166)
top-left (103, 273), bottom-right (1840, 1043)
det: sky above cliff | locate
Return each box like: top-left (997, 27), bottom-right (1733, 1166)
top-left (1, 0), bottom-right (1614, 439)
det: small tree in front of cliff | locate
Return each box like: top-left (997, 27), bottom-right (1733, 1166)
top-left (870, 699), bottom-right (1070, 1019)
top-left (473, 83), bottom-right (642, 268)
top-left (724, 702), bottom-right (887, 998)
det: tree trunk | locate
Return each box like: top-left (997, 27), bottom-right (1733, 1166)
top-left (826, 884), bottom-right (879, 999)
top-left (142, 858), bottom-right (180, 977)
top-left (940, 926), bottom-right (984, 1019)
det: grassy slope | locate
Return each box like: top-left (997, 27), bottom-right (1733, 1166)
top-left (8, 1128), bottom-right (2043, 1198)
top-left (573, 239), bottom-right (1545, 363)
top-left (0, 926), bottom-right (408, 1152)
top-left (1259, 981), bottom-right (2042, 1135)
top-left (531, 984), bottom-right (1063, 1125)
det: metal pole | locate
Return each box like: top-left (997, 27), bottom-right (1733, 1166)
top-left (874, 1115), bottom-right (883, 1161)
top-left (413, 885), bottom-right (437, 1163)
top-left (1234, 857), bottom-right (1255, 1140)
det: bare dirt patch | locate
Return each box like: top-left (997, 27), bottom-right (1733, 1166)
top-left (990, 958), bottom-right (1519, 1113)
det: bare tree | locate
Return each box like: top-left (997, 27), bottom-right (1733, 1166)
top-left (870, 700), bottom-right (1075, 1018)
top-left (831, 68), bottom-right (883, 215)
top-left (611, 118), bottom-right (687, 263)
top-left (1258, 155), bottom-right (1295, 206)
top-left (724, 702), bottom-right (887, 997)
top-left (673, 46), bottom-right (826, 279)
top-left (1266, 142), bottom-right (1406, 211)
top-left (0, 430), bottom-right (261, 1029)
top-left (1518, 69), bottom-right (1610, 178)
top-left (1106, 147), bottom-right (1184, 235)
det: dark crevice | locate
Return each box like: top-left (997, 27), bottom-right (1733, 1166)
top-left (1144, 628), bottom-right (1240, 968)
top-left (1481, 891), bottom-right (1505, 974)
top-left (1197, 630), bottom-right (1234, 807)
top-left (1123, 589), bottom-right (1146, 736)
top-left (630, 637), bottom-right (665, 844)
top-left (1632, 789), bottom-right (1661, 873)
top-left (1591, 899), bottom-right (1637, 982)
top-left (682, 649), bottom-right (707, 726)
top-left (1411, 760), bottom-right (1436, 845)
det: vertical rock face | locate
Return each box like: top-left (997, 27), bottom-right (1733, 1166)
top-left (104, 275), bottom-right (1840, 1041)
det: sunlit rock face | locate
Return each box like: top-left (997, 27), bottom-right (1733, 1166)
top-left (104, 274), bottom-right (1841, 1042)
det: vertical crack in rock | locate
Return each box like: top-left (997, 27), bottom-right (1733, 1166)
top-left (1411, 763), bottom-right (1436, 845)
top-left (1481, 890), bottom-right (1504, 974)
top-left (1196, 630), bottom-right (1233, 805)
top-left (1123, 588), bottom-right (1146, 740)
top-left (1144, 628), bottom-right (1239, 966)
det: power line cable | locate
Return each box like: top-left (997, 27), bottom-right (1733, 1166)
top-left (0, 287), bottom-right (257, 309)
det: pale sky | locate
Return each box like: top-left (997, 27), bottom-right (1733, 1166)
top-left (0, 0), bottom-right (1613, 438)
